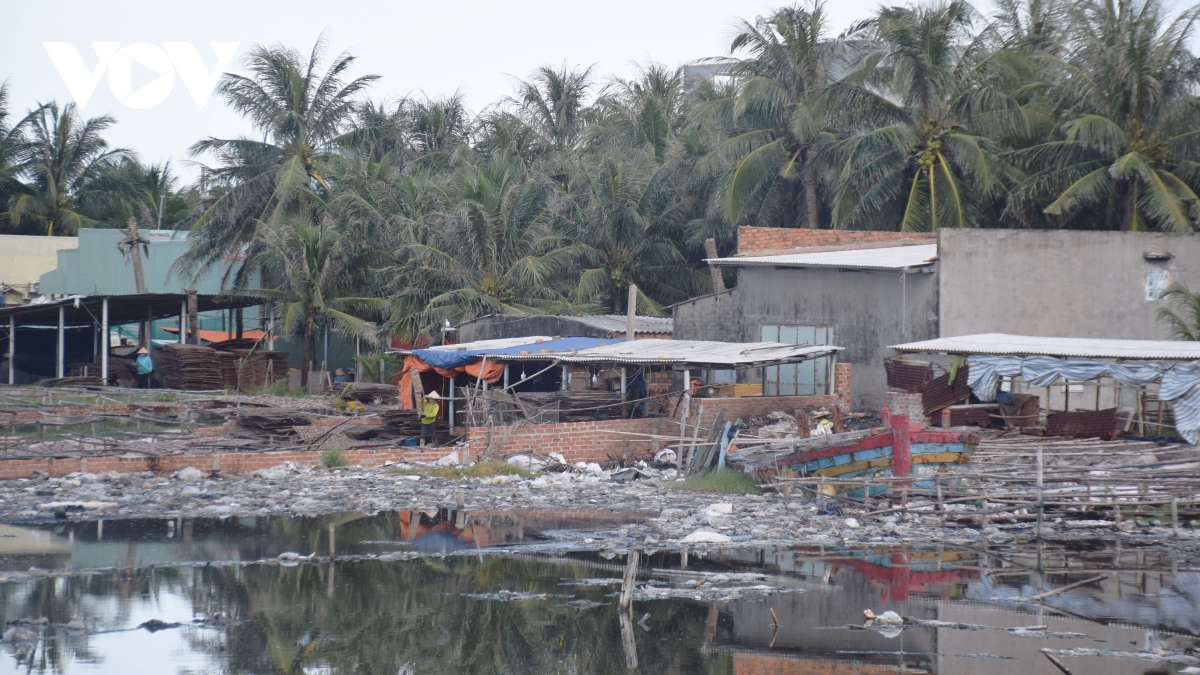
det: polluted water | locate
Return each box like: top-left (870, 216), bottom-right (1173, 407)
top-left (0, 511), bottom-right (1197, 674)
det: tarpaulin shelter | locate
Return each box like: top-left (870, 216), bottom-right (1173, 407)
top-left (396, 336), bottom-right (624, 409)
top-left (891, 333), bottom-right (1200, 443)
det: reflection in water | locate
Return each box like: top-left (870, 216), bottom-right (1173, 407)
top-left (0, 515), bottom-right (1195, 674)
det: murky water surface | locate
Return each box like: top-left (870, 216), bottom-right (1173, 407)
top-left (0, 511), bottom-right (1196, 674)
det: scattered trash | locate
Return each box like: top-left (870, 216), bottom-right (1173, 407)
top-left (682, 530), bottom-right (731, 543)
top-left (176, 466), bottom-right (204, 482)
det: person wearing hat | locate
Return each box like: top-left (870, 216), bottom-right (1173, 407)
top-left (333, 368), bottom-right (354, 384)
top-left (420, 391), bottom-right (441, 446)
top-left (135, 347), bottom-right (154, 389)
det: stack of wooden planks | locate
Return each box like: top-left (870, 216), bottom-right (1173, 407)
top-left (232, 408), bottom-right (312, 436)
top-left (160, 344), bottom-right (222, 390)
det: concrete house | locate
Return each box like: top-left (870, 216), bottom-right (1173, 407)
top-left (674, 230), bottom-right (937, 411)
top-left (673, 227), bottom-right (1200, 412)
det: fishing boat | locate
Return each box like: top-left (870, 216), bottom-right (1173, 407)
top-left (726, 411), bottom-right (979, 484)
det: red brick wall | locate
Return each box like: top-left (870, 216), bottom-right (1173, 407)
top-left (464, 417), bottom-right (665, 465)
top-left (739, 227), bottom-right (936, 255)
top-left (834, 363), bottom-right (852, 410)
top-left (687, 395), bottom-right (845, 433)
top-left (883, 391), bottom-right (925, 425)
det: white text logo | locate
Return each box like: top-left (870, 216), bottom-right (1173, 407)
top-left (43, 42), bottom-right (239, 109)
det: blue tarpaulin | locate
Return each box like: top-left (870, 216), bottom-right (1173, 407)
top-left (413, 337), bottom-right (624, 369)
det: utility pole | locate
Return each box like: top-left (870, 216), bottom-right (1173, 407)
top-left (118, 218), bottom-right (150, 346)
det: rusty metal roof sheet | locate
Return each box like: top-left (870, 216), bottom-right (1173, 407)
top-left (884, 358), bottom-right (934, 391)
top-left (708, 244), bottom-right (937, 270)
top-left (891, 333), bottom-right (1200, 361)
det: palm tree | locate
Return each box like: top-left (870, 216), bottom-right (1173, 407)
top-left (699, 2), bottom-right (841, 229)
top-left (827, 1), bottom-right (1027, 231)
top-left (1015, 0), bottom-right (1200, 231)
top-left (0, 81), bottom-right (24, 220)
top-left (591, 63), bottom-right (688, 162)
top-left (8, 101), bottom-right (132, 235)
top-left (511, 64), bottom-right (595, 153)
top-left (569, 153), bottom-right (707, 313)
top-left (1158, 282), bottom-right (1200, 340)
top-left (241, 212), bottom-right (384, 386)
top-left (89, 159), bottom-right (197, 230)
top-left (389, 154), bottom-right (578, 337)
top-left (183, 35), bottom-right (378, 275)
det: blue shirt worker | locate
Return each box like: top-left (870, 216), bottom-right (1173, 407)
top-left (135, 347), bottom-right (154, 389)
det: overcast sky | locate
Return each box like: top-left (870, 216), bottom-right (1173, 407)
top-left (3, 0), bottom-right (1197, 183)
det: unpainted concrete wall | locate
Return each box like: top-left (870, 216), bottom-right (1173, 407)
top-left (671, 290), bottom-right (741, 342)
top-left (732, 266), bottom-right (937, 411)
top-left (0, 235), bottom-right (78, 288)
top-left (939, 229), bottom-right (1200, 340)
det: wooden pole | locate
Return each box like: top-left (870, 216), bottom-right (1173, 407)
top-left (8, 315), bottom-right (15, 385)
top-left (56, 305), bottom-right (64, 378)
top-left (1171, 497), bottom-right (1179, 537)
top-left (187, 290), bottom-right (200, 345)
top-left (101, 299), bottom-right (108, 384)
top-left (328, 524), bottom-right (336, 558)
top-left (619, 549), bottom-right (640, 610)
top-left (626, 284), bottom-right (637, 342)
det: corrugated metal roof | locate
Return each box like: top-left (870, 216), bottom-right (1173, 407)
top-left (418, 336), bottom-right (554, 352)
top-left (708, 244), bottom-right (938, 270)
top-left (565, 314), bottom-right (674, 334)
top-left (891, 333), bottom-right (1200, 360)
top-left (555, 338), bottom-right (842, 367)
top-left (454, 314), bottom-right (673, 334)
top-left (392, 336), bottom-right (841, 368)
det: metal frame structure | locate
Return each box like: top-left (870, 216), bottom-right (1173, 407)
top-left (0, 293), bottom-right (263, 385)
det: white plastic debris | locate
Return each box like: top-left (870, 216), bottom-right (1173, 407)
top-left (704, 503), bottom-right (733, 516)
top-left (175, 467), bottom-right (204, 482)
top-left (844, 518), bottom-right (860, 529)
top-left (434, 451), bottom-right (460, 467)
top-left (548, 452), bottom-right (567, 465)
top-left (876, 611), bottom-right (903, 625)
top-left (654, 449), bottom-right (677, 463)
top-left (585, 462), bottom-right (604, 474)
top-left (506, 455), bottom-right (546, 472)
top-left (682, 530), bottom-right (732, 543)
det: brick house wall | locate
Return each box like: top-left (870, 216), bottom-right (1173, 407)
top-left (738, 227), bottom-right (936, 255)
top-left (883, 391), bottom-right (926, 425)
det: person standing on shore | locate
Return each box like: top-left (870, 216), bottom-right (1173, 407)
top-left (135, 348), bottom-right (154, 389)
top-left (421, 391), bottom-right (441, 446)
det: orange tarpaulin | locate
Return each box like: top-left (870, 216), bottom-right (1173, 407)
top-left (162, 327), bottom-right (267, 344)
top-left (398, 354), bottom-right (504, 408)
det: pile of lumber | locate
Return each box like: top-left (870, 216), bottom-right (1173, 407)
top-left (35, 376), bottom-right (105, 388)
top-left (233, 408), bottom-right (312, 436)
top-left (229, 350), bottom-right (289, 391)
top-left (521, 390), bottom-right (620, 422)
top-left (70, 360), bottom-right (137, 387)
top-left (217, 351), bottom-right (241, 389)
top-left (159, 344), bottom-right (222, 390)
top-left (334, 382), bottom-right (398, 405)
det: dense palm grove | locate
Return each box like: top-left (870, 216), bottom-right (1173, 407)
top-left (1, 0), bottom-right (1198, 355)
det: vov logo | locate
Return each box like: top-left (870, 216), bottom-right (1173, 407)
top-left (43, 42), bottom-right (239, 109)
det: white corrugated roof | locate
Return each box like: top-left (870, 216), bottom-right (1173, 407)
top-left (555, 338), bottom-right (842, 367)
top-left (567, 315), bottom-right (674, 334)
top-left (708, 244), bottom-right (938, 270)
top-left (891, 333), bottom-right (1200, 360)
top-left (419, 337), bottom-right (553, 352)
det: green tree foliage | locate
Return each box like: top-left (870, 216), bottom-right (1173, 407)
top-left (1, 0), bottom-right (1197, 340)
top-left (7, 102), bottom-right (132, 235)
top-left (1157, 282), bottom-right (1200, 340)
